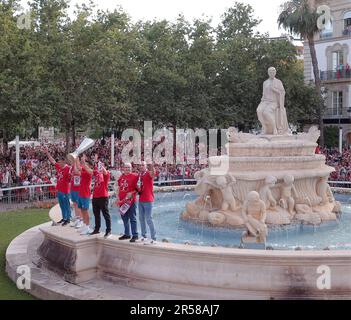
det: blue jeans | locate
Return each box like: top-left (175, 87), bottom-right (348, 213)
top-left (57, 192), bottom-right (71, 221)
top-left (121, 203), bottom-right (138, 237)
top-left (139, 202), bottom-right (156, 240)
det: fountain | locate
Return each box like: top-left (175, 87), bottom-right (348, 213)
top-left (182, 67), bottom-right (341, 244)
top-left (5, 67), bottom-right (351, 300)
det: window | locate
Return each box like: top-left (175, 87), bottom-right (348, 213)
top-left (332, 51), bottom-right (344, 70)
top-left (344, 11), bottom-right (351, 36)
top-left (320, 19), bottom-right (333, 39)
top-left (331, 91), bottom-right (343, 116)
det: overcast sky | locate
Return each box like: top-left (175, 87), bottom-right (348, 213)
top-left (21, 0), bottom-right (288, 37)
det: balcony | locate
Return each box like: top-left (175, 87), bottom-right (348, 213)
top-left (320, 69), bottom-right (351, 83)
top-left (342, 28), bottom-right (351, 37)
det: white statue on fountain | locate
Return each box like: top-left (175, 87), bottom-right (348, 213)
top-left (257, 67), bottom-right (290, 135)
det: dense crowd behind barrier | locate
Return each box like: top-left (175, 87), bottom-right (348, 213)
top-left (0, 137), bottom-right (208, 190)
top-left (0, 139), bottom-right (347, 192)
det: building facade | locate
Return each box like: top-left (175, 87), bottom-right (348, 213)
top-left (304, 0), bottom-right (351, 145)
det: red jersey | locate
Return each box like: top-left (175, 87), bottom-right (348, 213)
top-left (118, 173), bottom-right (138, 204)
top-left (79, 167), bottom-right (93, 198)
top-left (139, 171), bottom-right (154, 202)
top-left (70, 166), bottom-right (81, 192)
top-left (93, 170), bottom-right (110, 198)
top-left (55, 163), bottom-right (71, 194)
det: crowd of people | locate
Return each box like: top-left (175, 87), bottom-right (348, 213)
top-left (0, 137), bottom-right (208, 190)
top-left (2, 137), bottom-right (350, 202)
top-left (320, 147), bottom-right (351, 182)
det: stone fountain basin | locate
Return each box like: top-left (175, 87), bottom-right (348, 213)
top-left (6, 223), bottom-right (351, 300)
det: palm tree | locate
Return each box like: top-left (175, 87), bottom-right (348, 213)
top-left (278, 0), bottom-right (324, 146)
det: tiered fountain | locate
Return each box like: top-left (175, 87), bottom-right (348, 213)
top-left (6, 67), bottom-right (351, 300)
top-left (182, 67), bottom-right (341, 244)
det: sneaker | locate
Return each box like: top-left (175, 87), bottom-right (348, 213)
top-left (118, 235), bottom-right (131, 240)
top-left (73, 219), bottom-right (81, 228)
top-left (104, 231), bottom-right (111, 239)
top-left (141, 237), bottom-right (147, 242)
top-left (144, 239), bottom-right (157, 245)
top-left (75, 221), bottom-right (84, 229)
top-left (57, 219), bottom-right (65, 224)
top-left (62, 220), bottom-right (70, 226)
top-left (70, 219), bottom-right (77, 227)
top-left (80, 225), bottom-right (91, 236)
top-left (129, 236), bottom-right (138, 243)
top-left (89, 230), bottom-right (100, 236)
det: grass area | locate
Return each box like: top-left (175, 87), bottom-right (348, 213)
top-left (0, 209), bottom-right (49, 300)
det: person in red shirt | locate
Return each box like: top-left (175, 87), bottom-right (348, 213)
top-left (76, 154), bottom-right (93, 235)
top-left (116, 162), bottom-right (139, 242)
top-left (45, 150), bottom-right (71, 226)
top-left (138, 161), bottom-right (156, 244)
top-left (69, 157), bottom-right (83, 229)
top-left (90, 155), bottom-right (111, 238)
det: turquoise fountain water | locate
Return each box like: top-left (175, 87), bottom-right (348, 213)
top-left (89, 191), bottom-right (351, 250)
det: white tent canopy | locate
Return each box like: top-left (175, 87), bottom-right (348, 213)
top-left (8, 140), bottom-right (41, 147)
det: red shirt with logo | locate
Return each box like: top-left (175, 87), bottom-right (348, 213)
top-left (139, 171), bottom-right (154, 202)
top-left (79, 167), bottom-right (93, 198)
top-left (93, 170), bottom-right (110, 198)
top-left (70, 166), bottom-right (81, 192)
top-left (118, 173), bottom-right (138, 204)
top-left (55, 163), bottom-right (71, 194)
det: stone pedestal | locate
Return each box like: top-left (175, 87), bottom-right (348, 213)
top-left (182, 127), bottom-right (341, 229)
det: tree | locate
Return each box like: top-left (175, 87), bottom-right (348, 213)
top-left (278, 0), bottom-right (325, 145)
top-left (0, 0), bottom-right (38, 150)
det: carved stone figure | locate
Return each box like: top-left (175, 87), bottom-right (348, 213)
top-left (257, 67), bottom-right (289, 135)
top-left (278, 175), bottom-right (297, 216)
top-left (317, 176), bottom-right (335, 205)
top-left (259, 176), bottom-right (277, 210)
top-left (215, 174), bottom-right (238, 212)
top-left (297, 126), bottom-right (320, 143)
top-left (241, 191), bottom-right (268, 242)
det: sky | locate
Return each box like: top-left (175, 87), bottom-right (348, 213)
top-left (20, 0), bottom-right (288, 37)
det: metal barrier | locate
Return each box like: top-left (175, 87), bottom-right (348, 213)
top-left (328, 181), bottom-right (351, 188)
top-left (0, 179), bottom-right (197, 208)
top-left (3, 179), bottom-right (348, 209)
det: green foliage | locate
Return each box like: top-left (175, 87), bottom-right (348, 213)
top-left (0, 208), bottom-right (49, 299)
top-left (324, 126), bottom-right (339, 148)
top-left (0, 0), bottom-right (321, 143)
top-left (278, 0), bottom-right (320, 38)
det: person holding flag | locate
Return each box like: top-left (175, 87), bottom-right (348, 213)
top-left (116, 163), bottom-right (139, 242)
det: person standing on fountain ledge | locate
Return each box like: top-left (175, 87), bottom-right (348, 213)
top-left (116, 163), bottom-right (139, 242)
top-left (45, 149), bottom-right (71, 226)
top-left (69, 157), bottom-right (83, 229)
top-left (89, 154), bottom-right (111, 239)
top-left (137, 161), bottom-right (156, 244)
top-left (76, 154), bottom-right (93, 235)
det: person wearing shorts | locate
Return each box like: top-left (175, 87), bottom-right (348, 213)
top-left (70, 157), bottom-right (83, 228)
top-left (76, 154), bottom-right (93, 235)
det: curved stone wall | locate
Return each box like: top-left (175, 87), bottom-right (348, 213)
top-left (7, 224), bottom-right (350, 300)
